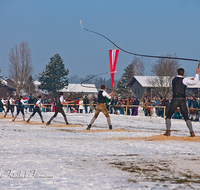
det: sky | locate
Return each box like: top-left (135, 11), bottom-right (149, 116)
top-left (0, 0), bottom-right (200, 81)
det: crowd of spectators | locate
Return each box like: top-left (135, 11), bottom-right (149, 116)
top-left (0, 94), bottom-right (200, 122)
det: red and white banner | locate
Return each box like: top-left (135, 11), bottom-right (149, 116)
top-left (109, 49), bottom-right (119, 87)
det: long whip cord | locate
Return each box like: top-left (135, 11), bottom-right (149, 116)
top-left (81, 71), bottom-right (116, 90)
top-left (80, 20), bottom-right (199, 62)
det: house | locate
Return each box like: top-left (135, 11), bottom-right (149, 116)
top-left (33, 82), bottom-right (98, 97)
top-left (60, 84), bottom-right (98, 96)
top-left (127, 76), bottom-right (200, 100)
top-left (0, 78), bottom-right (15, 97)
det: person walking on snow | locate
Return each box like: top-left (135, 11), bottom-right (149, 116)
top-left (164, 67), bottom-right (200, 137)
top-left (86, 85), bottom-right (113, 130)
top-left (26, 95), bottom-right (47, 123)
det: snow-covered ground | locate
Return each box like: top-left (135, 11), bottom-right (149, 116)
top-left (0, 110), bottom-right (200, 190)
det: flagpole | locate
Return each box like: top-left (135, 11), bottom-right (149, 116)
top-left (112, 42), bottom-right (115, 95)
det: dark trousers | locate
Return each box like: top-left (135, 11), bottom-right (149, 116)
top-left (5, 105), bottom-right (14, 116)
top-left (16, 107), bottom-right (24, 116)
top-left (48, 106), bottom-right (68, 124)
top-left (6, 105), bottom-right (14, 113)
top-left (166, 98), bottom-right (189, 121)
top-left (51, 107), bottom-right (66, 118)
top-left (31, 107), bottom-right (42, 118)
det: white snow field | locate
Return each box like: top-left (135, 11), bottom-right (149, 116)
top-left (0, 111), bottom-right (200, 190)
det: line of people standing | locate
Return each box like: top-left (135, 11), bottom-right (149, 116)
top-left (109, 97), bottom-right (139, 115)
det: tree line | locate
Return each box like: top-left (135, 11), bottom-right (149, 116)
top-left (1, 41), bottom-right (180, 99)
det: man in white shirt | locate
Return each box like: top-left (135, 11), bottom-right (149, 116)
top-left (0, 97), bottom-right (6, 114)
top-left (164, 67), bottom-right (200, 137)
top-left (27, 95), bottom-right (47, 123)
top-left (4, 96), bottom-right (15, 117)
top-left (46, 92), bottom-right (74, 125)
top-left (13, 96), bottom-right (27, 121)
top-left (86, 85), bottom-right (113, 130)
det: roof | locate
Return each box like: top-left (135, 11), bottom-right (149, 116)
top-left (127, 76), bottom-right (171, 88)
top-left (127, 76), bottom-right (200, 89)
top-left (34, 81), bottom-right (98, 93)
top-left (60, 84), bottom-right (98, 93)
top-left (34, 81), bottom-right (41, 86)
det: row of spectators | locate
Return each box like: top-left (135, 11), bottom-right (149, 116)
top-left (1, 94), bottom-right (199, 121)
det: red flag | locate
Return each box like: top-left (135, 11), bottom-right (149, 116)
top-left (109, 49), bottom-right (119, 87)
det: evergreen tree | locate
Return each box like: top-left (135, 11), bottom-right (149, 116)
top-left (116, 56), bottom-right (144, 97)
top-left (38, 54), bottom-right (69, 96)
top-left (116, 73), bottom-right (130, 97)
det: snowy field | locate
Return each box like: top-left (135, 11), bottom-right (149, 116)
top-left (0, 110), bottom-right (200, 190)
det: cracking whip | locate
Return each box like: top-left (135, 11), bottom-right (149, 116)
top-left (80, 20), bottom-right (200, 64)
top-left (81, 71), bottom-right (117, 90)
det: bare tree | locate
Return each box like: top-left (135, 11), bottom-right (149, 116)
top-left (131, 56), bottom-right (144, 76)
top-left (9, 41), bottom-right (33, 96)
top-left (147, 54), bottom-right (180, 98)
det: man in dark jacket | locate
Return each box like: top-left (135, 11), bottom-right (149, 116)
top-left (164, 67), bottom-right (199, 137)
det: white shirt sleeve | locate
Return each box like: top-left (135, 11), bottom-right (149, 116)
top-left (102, 91), bottom-right (111, 99)
top-left (36, 100), bottom-right (43, 107)
top-left (9, 98), bottom-right (14, 105)
top-left (183, 74), bottom-right (199, 86)
top-left (60, 96), bottom-right (65, 103)
top-left (21, 99), bottom-right (27, 105)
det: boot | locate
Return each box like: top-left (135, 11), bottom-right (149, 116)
top-left (12, 114), bottom-right (17, 121)
top-left (164, 130), bottom-right (171, 136)
top-left (27, 116), bottom-right (32, 123)
top-left (86, 124), bottom-right (91, 130)
top-left (23, 115), bottom-right (25, 121)
top-left (41, 117), bottom-right (44, 123)
top-left (46, 121), bottom-right (50, 126)
top-left (109, 125), bottom-right (112, 130)
top-left (190, 131), bottom-right (195, 137)
top-left (46, 116), bottom-right (55, 126)
top-left (64, 117), bottom-right (69, 125)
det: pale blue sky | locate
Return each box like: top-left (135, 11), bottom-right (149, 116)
top-left (0, 0), bottom-right (200, 80)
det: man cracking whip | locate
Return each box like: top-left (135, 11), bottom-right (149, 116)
top-left (27, 95), bottom-right (47, 123)
top-left (164, 66), bottom-right (200, 137)
top-left (86, 84), bottom-right (113, 130)
top-left (46, 92), bottom-right (74, 126)
top-left (12, 96), bottom-right (27, 121)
